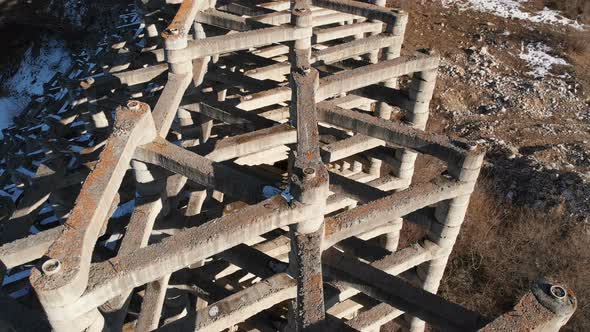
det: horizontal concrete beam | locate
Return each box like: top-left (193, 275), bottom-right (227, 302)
top-left (168, 26), bottom-right (312, 62)
top-left (43, 196), bottom-right (311, 321)
top-left (80, 64), bottom-right (168, 92)
top-left (0, 226), bottom-right (63, 269)
top-left (206, 124), bottom-right (296, 161)
top-left (317, 54), bottom-right (439, 100)
top-left (314, 33), bottom-right (401, 64)
top-left (323, 176), bottom-right (472, 248)
top-left (317, 101), bottom-right (480, 164)
top-left (321, 133), bottom-right (384, 163)
top-left (346, 302), bottom-right (403, 331)
top-left (237, 54), bottom-right (439, 110)
top-left (311, 0), bottom-right (405, 25)
top-left (314, 21), bottom-right (382, 43)
top-left (194, 273), bottom-right (295, 331)
top-left (323, 248), bottom-right (489, 331)
top-left (328, 171), bottom-right (388, 203)
top-left (134, 138), bottom-right (267, 203)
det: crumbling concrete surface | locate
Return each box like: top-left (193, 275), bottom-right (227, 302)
top-left (0, 0), bottom-right (577, 331)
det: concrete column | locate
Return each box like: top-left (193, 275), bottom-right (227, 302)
top-left (367, 0), bottom-right (386, 64)
top-left (381, 11), bottom-right (408, 89)
top-left (144, 16), bottom-right (160, 50)
top-left (393, 64), bottom-right (438, 185)
top-left (377, 63), bottom-right (438, 252)
top-left (135, 274), bottom-right (171, 331)
top-left (287, 2), bottom-right (328, 329)
top-left (407, 150), bottom-right (484, 332)
top-left (374, 11), bottom-right (408, 120)
top-left (132, 160), bottom-right (162, 199)
top-left (369, 6), bottom-right (409, 178)
top-left (100, 159), bottom-right (164, 329)
top-left (192, 21), bottom-right (214, 144)
top-left (288, 224), bottom-right (326, 331)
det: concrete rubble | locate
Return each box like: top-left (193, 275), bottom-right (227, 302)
top-left (0, 0), bottom-right (577, 331)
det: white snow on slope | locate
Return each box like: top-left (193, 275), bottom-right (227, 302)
top-left (0, 37), bottom-right (72, 138)
top-left (519, 42), bottom-right (568, 78)
top-left (443, 0), bottom-right (586, 30)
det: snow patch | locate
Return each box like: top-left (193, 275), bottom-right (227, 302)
top-left (0, 37), bottom-right (72, 138)
top-left (443, 0), bottom-right (586, 30)
top-left (518, 42), bottom-right (568, 78)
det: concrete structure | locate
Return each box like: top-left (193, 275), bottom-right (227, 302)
top-left (0, 1), bottom-right (576, 331)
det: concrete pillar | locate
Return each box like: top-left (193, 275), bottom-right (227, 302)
top-left (288, 224), bottom-right (326, 331)
top-left (377, 63), bottom-right (438, 252)
top-left (374, 10), bottom-right (408, 122)
top-left (287, 2), bottom-right (328, 329)
top-left (369, 7), bottom-right (410, 179)
top-left (367, 0), bottom-right (386, 64)
top-left (192, 21), bottom-right (214, 144)
top-left (135, 275), bottom-right (171, 331)
top-left (381, 11), bottom-right (408, 89)
top-left (407, 150), bottom-right (484, 332)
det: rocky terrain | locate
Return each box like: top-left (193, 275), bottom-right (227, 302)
top-left (396, 0), bottom-right (590, 222)
top-left (391, 1), bottom-right (589, 330)
top-left (0, 0), bottom-right (587, 330)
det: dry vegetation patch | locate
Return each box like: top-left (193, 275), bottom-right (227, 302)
top-left (440, 177), bottom-right (590, 330)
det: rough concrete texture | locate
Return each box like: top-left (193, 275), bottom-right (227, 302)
top-left (0, 1), bottom-right (576, 332)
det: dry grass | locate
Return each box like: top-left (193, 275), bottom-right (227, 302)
top-left (545, 0), bottom-right (590, 24)
top-left (564, 31), bottom-right (590, 55)
top-left (439, 177), bottom-right (590, 330)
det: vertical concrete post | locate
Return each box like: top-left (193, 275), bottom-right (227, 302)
top-left (175, 12), bottom-right (214, 220)
top-left (135, 274), bottom-right (172, 331)
top-left (407, 149), bottom-right (484, 332)
top-left (373, 13), bottom-right (407, 120)
top-left (353, 17), bottom-right (367, 43)
top-left (377, 57), bottom-right (438, 252)
top-left (144, 16), bottom-right (160, 50)
top-left (375, 11), bottom-right (408, 120)
top-left (288, 2), bottom-right (329, 330)
top-left (101, 159), bottom-right (164, 329)
top-left (132, 160), bottom-right (162, 199)
top-left (192, 21), bottom-right (214, 144)
top-left (381, 11), bottom-right (408, 89)
top-left (370, 8), bottom-right (409, 178)
top-left (367, 0), bottom-right (386, 64)
top-left (289, 224), bottom-right (326, 331)
top-left (392, 64), bottom-right (437, 184)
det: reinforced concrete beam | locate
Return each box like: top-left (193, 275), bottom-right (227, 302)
top-left (322, 248), bottom-right (489, 331)
top-left (317, 101), bottom-right (480, 164)
top-left (168, 26), bottom-right (312, 63)
top-left (41, 196), bottom-right (311, 321)
top-left (134, 138), bottom-right (267, 203)
top-left (323, 176), bottom-right (473, 248)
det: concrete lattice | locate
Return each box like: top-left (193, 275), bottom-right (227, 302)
top-left (0, 0), bottom-right (577, 331)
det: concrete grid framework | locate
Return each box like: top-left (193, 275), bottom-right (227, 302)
top-left (0, 0), bottom-right (577, 331)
